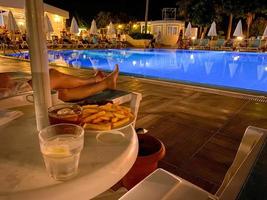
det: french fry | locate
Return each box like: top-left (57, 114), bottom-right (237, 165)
top-left (82, 104), bottom-right (98, 109)
top-left (105, 112), bottom-right (114, 118)
top-left (83, 111), bottom-right (106, 122)
top-left (111, 117), bottom-right (119, 123)
top-left (114, 113), bottom-right (126, 119)
top-left (83, 122), bottom-right (111, 131)
top-left (92, 117), bottom-right (104, 124)
top-left (116, 110), bottom-right (125, 115)
top-left (112, 117), bottom-right (130, 128)
top-left (100, 116), bottom-right (111, 121)
top-left (82, 109), bottom-right (99, 118)
top-left (81, 102), bottom-right (134, 130)
top-left (128, 112), bottom-right (134, 119)
top-left (99, 103), bottom-right (113, 110)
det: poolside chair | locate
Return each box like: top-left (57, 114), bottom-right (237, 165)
top-left (189, 39), bottom-right (200, 49)
top-left (210, 39), bottom-right (225, 50)
top-left (261, 39), bottom-right (267, 52)
top-left (239, 39), bottom-right (262, 52)
top-left (77, 40), bottom-right (89, 48)
top-left (195, 39), bottom-right (210, 50)
top-left (221, 39), bottom-right (234, 51)
top-left (20, 40), bottom-right (28, 49)
top-left (119, 126), bottom-right (266, 200)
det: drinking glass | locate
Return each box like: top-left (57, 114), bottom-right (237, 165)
top-left (39, 123), bottom-right (84, 180)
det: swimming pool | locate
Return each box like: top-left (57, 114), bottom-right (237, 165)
top-left (10, 49), bottom-right (267, 94)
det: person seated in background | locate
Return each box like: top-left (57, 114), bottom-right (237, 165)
top-left (224, 39), bottom-right (235, 50)
top-left (0, 65), bottom-right (119, 102)
top-left (148, 37), bottom-right (156, 48)
top-left (176, 30), bottom-right (184, 49)
top-left (61, 33), bottom-right (72, 44)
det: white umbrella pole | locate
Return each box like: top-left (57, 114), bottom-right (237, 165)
top-left (25, 0), bottom-right (52, 131)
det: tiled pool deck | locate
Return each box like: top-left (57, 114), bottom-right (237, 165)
top-left (1, 56), bottom-right (267, 194)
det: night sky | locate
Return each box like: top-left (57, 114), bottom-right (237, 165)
top-left (44, 0), bottom-right (178, 23)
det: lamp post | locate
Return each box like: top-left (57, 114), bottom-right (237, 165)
top-left (144, 0), bottom-right (149, 34)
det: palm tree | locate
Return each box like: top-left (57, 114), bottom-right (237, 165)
top-left (241, 0), bottom-right (267, 38)
top-left (144, 0), bottom-right (149, 34)
top-left (220, 0), bottom-right (242, 40)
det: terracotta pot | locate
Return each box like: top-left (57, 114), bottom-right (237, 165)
top-left (122, 134), bottom-right (166, 190)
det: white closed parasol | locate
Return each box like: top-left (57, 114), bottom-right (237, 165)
top-left (185, 22), bottom-right (192, 38)
top-left (233, 20), bottom-right (243, 37)
top-left (107, 21), bottom-right (116, 35)
top-left (44, 14), bottom-right (54, 33)
top-left (207, 21), bottom-right (217, 37)
top-left (7, 11), bottom-right (19, 32)
top-left (44, 14), bottom-right (54, 40)
top-left (263, 25), bottom-right (267, 38)
top-left (90, 19), bottom-right (98, 35)
top-left (70, 17), bottom-right (79, 35)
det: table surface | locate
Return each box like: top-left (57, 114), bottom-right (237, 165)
top-left (0, 105), bottom-right (138, 200)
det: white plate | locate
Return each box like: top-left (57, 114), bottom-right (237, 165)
top-left (84, 117), bottom-right (135, 133)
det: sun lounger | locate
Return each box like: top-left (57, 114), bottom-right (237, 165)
top-left (120, 126), bottom-right (267, 200)
top-left (221, 39), bottom-right (234, 51)
top-left (210, 39), bottom-right (225, 50)
top-left (239, 39), bottom-right (262, 52)
top-left (194, 39), bottom-right (210, 50)
top-left (77, 40), bottom-right (89, 48)
top-left (262, 39), bottom-right (267, 52)
top-left (189, 39), bottom-right (200, 49)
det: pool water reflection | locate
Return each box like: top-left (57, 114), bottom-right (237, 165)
top-left (10, 49), bottom-right (267, 93)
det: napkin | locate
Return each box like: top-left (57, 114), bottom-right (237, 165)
top-left (0, 109), bottom-right (24, 126)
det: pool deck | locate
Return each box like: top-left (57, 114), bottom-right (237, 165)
top-left (1, 56), bottom-right (267, 194)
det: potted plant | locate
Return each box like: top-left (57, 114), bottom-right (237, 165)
top-left (122, 133), bottom-right (166, 189)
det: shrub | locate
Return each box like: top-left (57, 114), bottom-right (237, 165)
top-left (250, 17), bottom-right (267, 37)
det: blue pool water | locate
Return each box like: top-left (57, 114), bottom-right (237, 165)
top-left (10, 49), bottom-right (267, 94)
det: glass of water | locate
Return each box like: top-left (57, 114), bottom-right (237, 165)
top-left (38, 123), bottom-right (84, 181)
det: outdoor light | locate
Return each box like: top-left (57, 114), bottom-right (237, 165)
top-left (237, 36), bottom-right (243, 40)
top-left (191, 36), bottom-right (196, 40)
top-left (54, 15), bottom-right (61, 23)
top-left (118, 24), bottom-right (123, 29)
top-left (233, 56), bottom-right (240, 61)
top-left (18, 21), bottom-right (24, 26)
top-left (133, 24), bottom-right (138, 29)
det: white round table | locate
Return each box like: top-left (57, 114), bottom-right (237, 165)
top-left (0, 105), bottom-right (138, 200)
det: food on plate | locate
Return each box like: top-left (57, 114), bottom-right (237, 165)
top-left (82, 103), bottom-right (134, 131)
top-left (113, 117), bottom-right (130, 128)
top-left (48, 104), bottom-right (82, 125)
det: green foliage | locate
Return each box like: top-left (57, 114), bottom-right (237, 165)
top-left (176, 0), bottom-right (267, 38)
top-left (95, 11), bottom-right (137, 28)
top-left (250, 17), bottom-right (267, 37)
top-left (129, 33), bottom-right (153, 40)
top-left (177, 0), bottom-right (222, 27)
top-left (95, 11), bottom-right (112, 28)
top-left (189, 0), bottom-right (221, 27)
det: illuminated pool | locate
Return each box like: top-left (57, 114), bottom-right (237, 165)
top-left (10, 49), bottom-right (267, 94)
